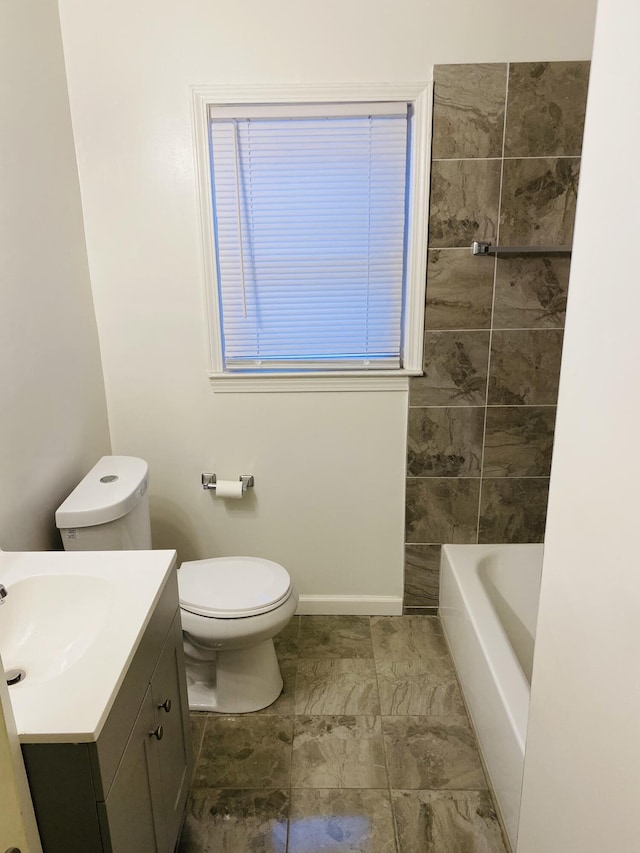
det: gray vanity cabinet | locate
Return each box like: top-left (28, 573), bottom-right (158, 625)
top-left (22, 573), bottom-right (193, 853)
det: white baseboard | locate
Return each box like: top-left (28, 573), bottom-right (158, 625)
top-left (296, 595), bottom-right (403, 616)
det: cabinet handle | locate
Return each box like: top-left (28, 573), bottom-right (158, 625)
top-left (158, 698), bottom-right (172, 713)
top-left (150, 725), bottom-right (164, 741)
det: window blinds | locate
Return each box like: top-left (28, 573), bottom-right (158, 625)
top-left (208, 103), bottom-right (409, 371)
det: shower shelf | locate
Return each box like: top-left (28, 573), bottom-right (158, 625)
top-left (472, 241), bottom-right (572, 256)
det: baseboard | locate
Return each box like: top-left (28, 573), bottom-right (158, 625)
top-left (296, 595), bottom-right (403, 616)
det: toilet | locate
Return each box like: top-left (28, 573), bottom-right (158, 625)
top-left (55, 456), bottom-right (298, 713)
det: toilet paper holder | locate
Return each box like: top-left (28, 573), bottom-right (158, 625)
top-left (201, 473), bottom-right (254, 492)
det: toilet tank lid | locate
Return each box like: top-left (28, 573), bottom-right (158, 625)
top-left (55, 456), bottom-right (149, 529)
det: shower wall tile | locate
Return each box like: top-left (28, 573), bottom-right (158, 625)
top-left (410, 331), bottom-right (490, 406)
top-left (405, 479), bottom-right (480, 544)
top-left (432, 63), bottom-right (507, 159)
top-left (488, 329), bottom-right (564, 405)
top-left (494, 255), bottom-right (570, 328)
top-left (425, 249), bottom-right (494, 330)
top-left (499, 157), bottom-right (580, 247)
top-left (404, 545), bottom-right (441, 607)
top-left (504, 62), bottom-right (590, 157)
top-left (483, 406), bottom-right (556, 477)
top-left (478, 478), bottom-right (549, 543)
top-left (403, 60), bottom-right (588, 607)
top-left (407, 407), bottom-right (484, 477)
top-left (428, 159), bottom-right (501, 248)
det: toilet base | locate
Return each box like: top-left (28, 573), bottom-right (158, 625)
top-left (185, 638), bottom-right (284, 713)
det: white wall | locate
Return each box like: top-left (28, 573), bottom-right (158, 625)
top-left (517, 0), bottom-right (640, 849)
top-left (56, 0), bottom-right (597, 606)
top-left (0, 0), bottom-right (110, 552)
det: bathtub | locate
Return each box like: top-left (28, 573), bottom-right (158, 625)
top-left (439, 544), bottom-right (543, 851)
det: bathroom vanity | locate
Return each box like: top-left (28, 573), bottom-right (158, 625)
top-left (1, 549), bottom-right (192, 853)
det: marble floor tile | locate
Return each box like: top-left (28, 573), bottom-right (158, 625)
top-left (493, 255), bottom-right (570, 329)
top-left (488, 329), bottom-right (563, 406)
top-left (193, 715), bottom-right (293, 788)
top-left (483, 406), bottom-right (556, 477)
top-left (479, 477), bottom-right (549, 543)
top-left (392, 790), bottom-right (507, 853)
top-left (179, 788), bottom-right (288, 853)
top-left (376, 659), bottom-right (465, 716)
top-left (189, 713), bottom-right (207, 768)
top-left (295, 659), bottom-right (380, 715)
top-left (371, 616), bottom-right (447, 661)
top-left (255, 660), bottom-right (297, 716)
top-left (291, 715), bottom-right (387, 789)
top-left (428, 159), bottom-right (501, 249)
top-left (432, 64), bottom-right (507, 160)
top-left (382, 716), bottom-right (487, 790)
top-left (404, 545), bottom-right (440, 608)
top-left (297, 616), bottom-right (373, 659)
top-left (274, 615), bottom-right (300, 661)
top-left (289, 789), bottom-right (397, 853)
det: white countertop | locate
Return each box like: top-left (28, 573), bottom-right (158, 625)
top-left (0, 549), bottom-right (177, 744)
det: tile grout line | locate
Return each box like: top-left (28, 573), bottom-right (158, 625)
top-left (285, 617), bottom-right (301, 852)
top-left (477, 62), bottom-right (510, 545)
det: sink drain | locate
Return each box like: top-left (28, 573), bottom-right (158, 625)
top-left (6, 669), bottom-right (26, 686)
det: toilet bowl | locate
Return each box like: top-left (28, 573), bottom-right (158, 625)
top-left (55, 456), bottom-right (297, 713)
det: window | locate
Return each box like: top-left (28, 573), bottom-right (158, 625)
top-left (192, 85), bottom-right (431, 390)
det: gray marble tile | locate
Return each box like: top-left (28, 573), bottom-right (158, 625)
top-left (193, 716), bottom-right (293, 788)
top-left (407, 407), bottom-right (484, 477)
top-left (429, 159), bottom-right (501, 248)
top-left (483, 406), bottom-right (556, 477)
top-left (392, 790), bottom-right (508, 853)
top-left (432, 64), bottom-right (507, 159)
top-left (295, 659), bottom-right (380, 715)
top-left (289, 789), bottom-right (397, 853)
top-left (405, 478), bottom-right (480, 544)
top-left (505, 61), bottom-right (590, 157)
top-left (494, 255), bottom-right (570, 328)
top-left (255, 660), bottom-right (296, 716)
top-left (291, 716), bottom-right (387, 789)
top-left (297, 616), bottom-right (373, 659)
top-left (488, 329), bottom-right (564, 405)
top-left (499, 157), bottom-right (580, 247)
top-left (404, 545), bottom-right (441, 608)
top-left (371, 616), bottom-right (447, 661)
top-left (425, 249), bottom-right (494, 330)
top-left (274, 615), bottom-right (300, 661)
top-left (403, 606), bottom-right (439, 616)
top-left (189, 713), bottom-right (207, 769)
top-left (479, 478), bottom-right (549, 543)
top-left (411, 331), bottom-right (490, 406)
top-left (179, 788), bottom-right (288, 853)
top-left (382, 716), bottom-right (487, 790)
top-left (376, 660), bottom-right (464, 716)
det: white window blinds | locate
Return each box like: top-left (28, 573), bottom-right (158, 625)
top-left (208, 102), bottom-right (409, 371)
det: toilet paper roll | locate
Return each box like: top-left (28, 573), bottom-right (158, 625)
top-left (215, 479), bottom-right (244, 499)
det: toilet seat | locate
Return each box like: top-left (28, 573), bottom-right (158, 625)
top-left (178, 556), bottom-right (292, 619)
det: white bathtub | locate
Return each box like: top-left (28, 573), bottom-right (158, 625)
top-left (439, 544), bottom-right (543, 851)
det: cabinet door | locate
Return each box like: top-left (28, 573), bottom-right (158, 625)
top-left (150, 613), bottom-right (192, 851)
top-left (98, 686), bottom-right (167, 853)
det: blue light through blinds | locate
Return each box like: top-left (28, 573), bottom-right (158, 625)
top-left (208, 105), bottom-right (409, 371)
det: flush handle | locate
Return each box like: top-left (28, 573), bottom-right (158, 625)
top-left (158, 698), bottom-right (172, 713)
top-left (150, 725), bottom-right (164, 741)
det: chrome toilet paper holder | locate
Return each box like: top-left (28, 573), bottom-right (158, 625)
top-left (201, 473), bottom-right (255, 492)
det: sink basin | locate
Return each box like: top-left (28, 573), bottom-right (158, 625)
top-left (0, 574), bottom-right (113, 683)
top-left (0, 548), bottom-right (176, 743)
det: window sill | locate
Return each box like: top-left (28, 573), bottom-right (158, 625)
top-left (208, 370), bottom-right (422, 393)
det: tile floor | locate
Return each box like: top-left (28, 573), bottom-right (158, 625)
top-left (178, 615), bottom-right (508, 853)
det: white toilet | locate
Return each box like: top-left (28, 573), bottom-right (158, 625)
top-left (55, 456), bottom-right (298, 713)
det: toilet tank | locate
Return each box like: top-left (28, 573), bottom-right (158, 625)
top-left (56, 456), bottom-right (152, 551)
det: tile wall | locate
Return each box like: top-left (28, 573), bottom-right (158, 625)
top-left (405, 62), bottom-right (590, 613)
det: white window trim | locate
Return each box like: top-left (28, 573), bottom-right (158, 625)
top-left (191, 82), bottom-right (432, 393)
